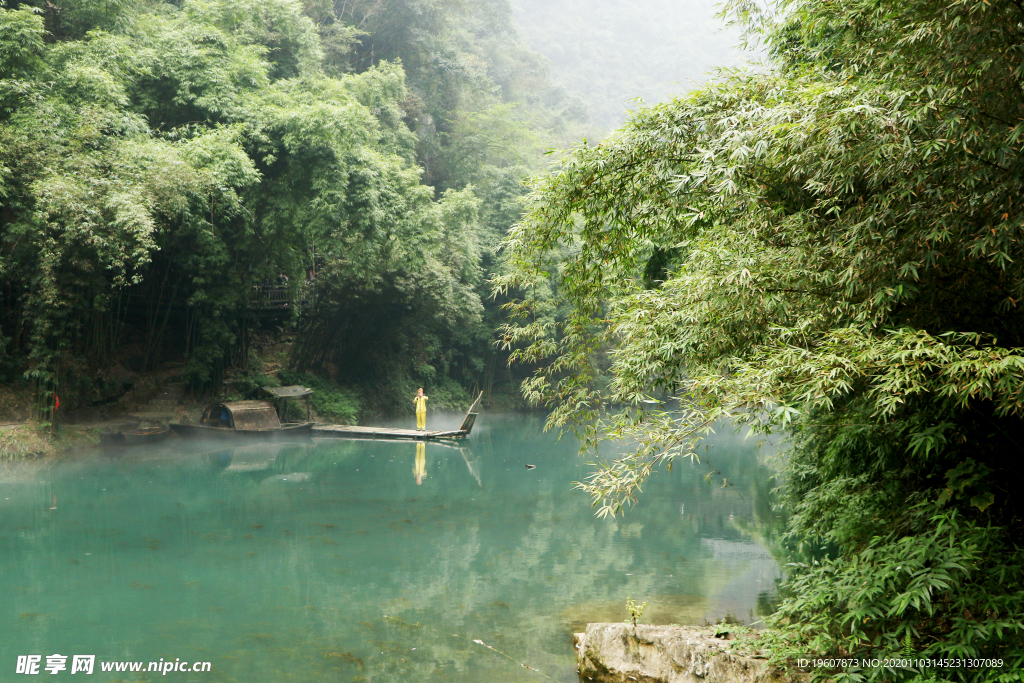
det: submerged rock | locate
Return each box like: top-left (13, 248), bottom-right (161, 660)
top-left (575, 623), bottom-right (801, 683)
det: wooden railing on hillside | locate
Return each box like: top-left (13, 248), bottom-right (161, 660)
top-left (249, 284), bottom-right (314, 311)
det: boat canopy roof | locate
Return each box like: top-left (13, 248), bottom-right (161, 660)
top-left (210, 400), bottom-right (282, 431)
top-left (260, 385), bottom-right (313, 399)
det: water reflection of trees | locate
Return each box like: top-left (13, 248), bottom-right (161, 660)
top-left (0, 417), bottom-right (783, 683)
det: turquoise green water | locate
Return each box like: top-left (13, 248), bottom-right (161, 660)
top-left (1, 415), bottom-right (782, 682)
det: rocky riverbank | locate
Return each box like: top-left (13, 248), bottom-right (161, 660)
top-left (576, 623), bottom-right (804, 683)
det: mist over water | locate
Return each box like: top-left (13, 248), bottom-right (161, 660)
top-left (1, 415), bottom-right (780, 682)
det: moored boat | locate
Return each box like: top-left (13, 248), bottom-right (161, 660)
top-left (123, 426), bottom-right (171, 445)
top-left (170, 400), bottom-right (313, 439)
top-left (100, 426), bottom-right (171, 447)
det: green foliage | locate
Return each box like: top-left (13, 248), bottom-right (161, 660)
top-left (289, 178), bottom-right (486, 413)
top-left (495, 0), bottom-right (1024, 674)
top-left (1, 0), bottom-right (562, 409)
top-left (419, 376), bottom-right (470, 412)
top-left (225, 372), bottom-right (280, 400)
top-left (906, 675), bottom-right (953, 683)
top-left (765, 500), bottom-right (1024, 680)
top-left (0, 5), bottom-right (46, 78)
top-left (278, 369), bottom-right (360, 424)
top-left (625, 595), bottom-right (647, 628)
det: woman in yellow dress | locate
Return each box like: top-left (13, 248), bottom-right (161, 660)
top-left (413, 388), bottom-right (428, 431)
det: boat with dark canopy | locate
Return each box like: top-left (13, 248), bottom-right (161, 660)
top-left (170, 396), bottom-right (313, 439)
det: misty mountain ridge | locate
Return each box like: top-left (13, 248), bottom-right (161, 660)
top-left (509, 0), bottom-right (750, 129)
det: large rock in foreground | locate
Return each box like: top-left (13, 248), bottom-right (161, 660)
top-left (575, 623), bottom-right (801, 683)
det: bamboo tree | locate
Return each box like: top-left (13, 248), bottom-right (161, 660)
top-left (495, 0), bottom-right (1024, 675)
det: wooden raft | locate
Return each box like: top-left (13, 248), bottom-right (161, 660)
top-left (311, 392), bottom-right (482, 442)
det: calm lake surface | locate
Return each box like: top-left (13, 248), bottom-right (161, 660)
top-left (2, 414), bottom-right (782, 682)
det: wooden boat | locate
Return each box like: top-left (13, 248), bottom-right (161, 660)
top-left (100, 426), bottom-right (171, 447)
top-left (124, 426), bottom-right (171, 445)
top-left (170, 400), bottom-right (313, 440)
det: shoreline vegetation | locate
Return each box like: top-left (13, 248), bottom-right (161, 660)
top-left (0, 0), bottom-right (595, 428)
top-left (0, 331), bottom-right (531, 458)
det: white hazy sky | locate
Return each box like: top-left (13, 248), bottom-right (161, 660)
top-left (509, 0), bottom-right (752, 127)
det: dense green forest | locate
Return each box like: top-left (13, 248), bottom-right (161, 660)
top-left (509, 0), bottom-right (747, 128)
top-left (0, 0), bottom-right (595, 416)
top-left (497, 0), bottom-right (1024, 678)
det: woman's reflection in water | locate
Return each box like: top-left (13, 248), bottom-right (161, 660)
top-left (414, 441), bottom-right (427, 485)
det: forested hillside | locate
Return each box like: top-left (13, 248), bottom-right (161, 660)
top-left (0, 0), bottom-right (589, 417)
top-left (509, 0), bottom-right (747, 128)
